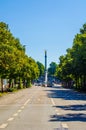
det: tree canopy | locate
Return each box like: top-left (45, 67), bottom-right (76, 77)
top-left (56, 23), bottom-right (86, 90)
top-left (0, 22), bottom-right (39, 91)
top-left (37, 61), bottom-right (44, 77)
top-left (48, 62), bottom-right (58, 76)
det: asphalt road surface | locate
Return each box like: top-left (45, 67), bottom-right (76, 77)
top-left (0, 84), bottom-right (86, 130)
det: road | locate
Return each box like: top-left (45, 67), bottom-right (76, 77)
top-left (0, 84), bottom-right (86, 130)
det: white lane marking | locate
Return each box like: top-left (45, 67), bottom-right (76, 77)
top-left (7, 117), bottom-right (14, 121)
top-left (17, 109), bottom-right (22, 113)
top-left (13, 113), bottom-right (18, 117)
top-left (24, 99), bottom-right (30, 106)
top-left (61, 123), bottom-right (69, 130)
top-left (0, 123), bottom-right (8, 128)
top-left (0, 97), bottom-right (31, 128)
top-left (55, 109), bottom-right (58, 112)
top-left (56, 113), bottom-right (61, 115)
top-left (21, 106), bottom-right (25, 109)
top-left (51, 98), bottom-right (55, 105)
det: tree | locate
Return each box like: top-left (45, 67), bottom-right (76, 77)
top-left (48, 62), bottom-right (58, 76)
top-left (56, 23), bottom-right (86, 90)
top-left (72, 33), bottom-right (86, 89)
top-left (0, 21), bottom-right (40, 91)
top-left (37, 61), bottom-right (44, 77)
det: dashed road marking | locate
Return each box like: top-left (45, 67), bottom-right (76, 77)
top-left (24, 99), bottom-right (30, 106)
top-left (17, 109), bottom-right (22, 113)
top-left (13, 113), bottom-right (18, 117)
top-left (55, 109), bottom-right (58, 112)
top-left (51, 98), bottom-right (55, 105)
top-left (7, 117), bottom-right (14, 121)
top-left (0, 123), bottom-right (8, 128)
top-left (21, 106), bottom-right (24, 109)
top-left (61, 123), bottom-right (69, 130)
top-left (0, 98), bottom-right (31, 129)
top-left (50, 99), bottom-right (69, 130)
top-left (56, 112), bottom-right (61, 115)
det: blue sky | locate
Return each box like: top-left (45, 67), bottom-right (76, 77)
top-left (0, 0), bottom-right (86, 67)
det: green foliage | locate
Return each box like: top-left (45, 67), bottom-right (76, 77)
top-left (7, 87), bottom-right (16, 92)
top-left (37, 61), bottom-right (44, 77)
top-left (56, 23), bottom-right (86, 90)
top-left (48, 62), bottom-right (58, 76)
top-left (0, 22), bottom-right (39, 91)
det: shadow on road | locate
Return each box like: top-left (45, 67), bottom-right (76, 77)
top-left (46, 85), bottom-right (86, 122)
top-left (49, 113), bottom-right (86, 122)
top-left (46, 85), bottom-right (86, 101)
top-left (54, 104), bottom-right (86, 111)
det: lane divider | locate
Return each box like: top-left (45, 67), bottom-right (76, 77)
top-left (0, 123), bottom-right (8, 129)
top-left (21, 106), bottom-right (25, 109)
top-left (13, 113), bottom-right (18, 117)
top-left (24, 99), bottom-right (30, 106)
top-left (17, 109), bottom-right (22, 113)
top-left (56, 112), bottom-right (61, 115)
top-left (61, 123), bottom-right (69, 130)
top-left (55, 109), bottom-right (58, 112)
top-left (50, 98), bottom-right (69, 130)
top-left (0, 98), bottom-right (31, 129)
top-left (51, 98), bottom-right (56, 106)
top-left (7, 117), bottom-right (14, 121)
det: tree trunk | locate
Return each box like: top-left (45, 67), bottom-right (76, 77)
top-left (9, 78), bottom-right (12, 88)
top-left (75, 76), bottom-right (78, 89)
top-left (1, 78), bottom-right (3, 93)
top-left (83, 75), bottom-right (86, 90)
top-left (18, 78), bottom-right (22, 89)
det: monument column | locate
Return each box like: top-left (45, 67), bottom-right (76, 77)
top-left (44, 50), bottom-right (47, 87)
